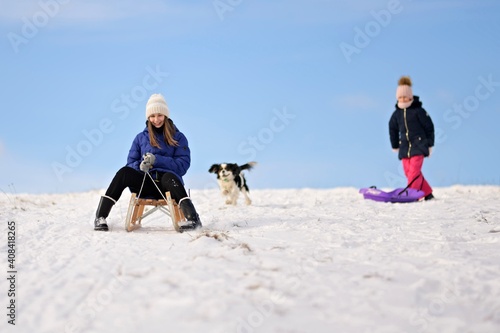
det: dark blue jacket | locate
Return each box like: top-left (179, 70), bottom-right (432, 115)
top-left (389, 96), bottom-right (435, 160)
top-left (126, 123), bottom-right (191, 184)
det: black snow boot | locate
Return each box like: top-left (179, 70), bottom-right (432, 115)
top-left (178, 197), bottom-right (202, 231)
top-left (94, 196), bottom-right (115, 231)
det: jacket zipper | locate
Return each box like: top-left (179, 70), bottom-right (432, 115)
top-left (403, 108), bottom-right (411, 158)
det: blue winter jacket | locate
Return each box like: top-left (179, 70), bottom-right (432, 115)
top-left (126, 123), bottom-right (191, 184)
top-left (389, 96), bottom-right (435, 160)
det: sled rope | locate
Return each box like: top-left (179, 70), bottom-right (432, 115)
top-left (398, 173), bottom-right (424, 196)
top-left (136, 170), bottom-right (190, 204)
top-left (145, 171), bottom-right (169, 202)
top-left (136, 172), bottom-right (148, 200)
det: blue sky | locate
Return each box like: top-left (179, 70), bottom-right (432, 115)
top-left (1, 0), bottom-right (499, 194)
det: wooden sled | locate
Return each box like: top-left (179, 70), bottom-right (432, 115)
top-left (124, 192), bottom-right (185, 232)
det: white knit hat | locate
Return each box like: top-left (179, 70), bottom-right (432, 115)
top-left (145, 93), bottom-right (169, 119)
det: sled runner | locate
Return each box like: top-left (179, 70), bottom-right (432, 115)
top-left (124, 191), bottom-right (184, 232)
top-left (359, 186), bottom-right (424, 203)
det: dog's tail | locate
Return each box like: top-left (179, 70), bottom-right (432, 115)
top-left (240, 161), bottom-right (257, 171)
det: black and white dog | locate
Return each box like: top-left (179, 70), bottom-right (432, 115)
top-left (208, 162), bottom-right (257, 205)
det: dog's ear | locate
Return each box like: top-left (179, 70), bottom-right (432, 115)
top-left (208, 164), bottom-right (220, 173)
top-left (229, 163), bottom-right (241, 173)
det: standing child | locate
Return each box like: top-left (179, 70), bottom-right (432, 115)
top-left (93, 93), bottom-right (202, 231)
top-left (389, 76), bottom-right (435, 200)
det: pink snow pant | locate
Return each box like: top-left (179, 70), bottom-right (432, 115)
top-left (402, 155), bottom-right (432, 197)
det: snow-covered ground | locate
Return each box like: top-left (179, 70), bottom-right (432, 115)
top-left (1, 186), bottom-right (500, 333)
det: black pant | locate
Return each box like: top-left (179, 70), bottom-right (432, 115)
top-left (105, 166), bottom-right (188, 202)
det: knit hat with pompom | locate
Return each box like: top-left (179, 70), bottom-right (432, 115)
top-left (396, 76), bottom-right (413, 109)
top-left (396, 76), bottom-right (413, 99)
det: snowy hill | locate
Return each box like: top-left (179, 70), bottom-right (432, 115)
top-left (2, 186), bottom-right (500, 333)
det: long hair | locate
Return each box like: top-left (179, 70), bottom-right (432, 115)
top-left (147, 118), bottom-right (179, 148)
